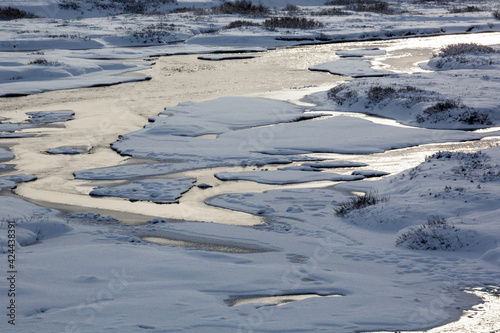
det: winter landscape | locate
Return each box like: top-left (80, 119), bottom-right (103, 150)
top-left (1, 0), bottom-right (500, 332)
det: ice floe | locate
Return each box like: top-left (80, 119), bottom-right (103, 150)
top-left (0, 147), bottom-right (14, 161)
top-left (215, 170), bottom-right (363, 184)
top-left (90, 178), bottom-right (197, 204)
top-left (0, 174), bottom-right (37, 190)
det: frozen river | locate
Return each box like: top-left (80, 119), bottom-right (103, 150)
top-left (1, 32), bottom-right (500, 333)
top-left (1, 32), bottom-right (498, 225)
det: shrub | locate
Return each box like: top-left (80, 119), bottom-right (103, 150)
top-left (325, 0), bottom-right (359, 4)
top-left (334, 191), bottom-right (388, 217)
top-left (449, 6), bottom-right (483, 14)
top-left (327, 83), bottom-right (358, 105)
top-left (431, 43), bottom-right (498, 70)
top-left (396, 217), bottom-right (464, 250)
top-left (313, 8), bottom-right (350, 16)
top-left (418, 99), bottom-right (492, 125)
top-left (170, 7), bottom-right (195, 13)
top-left (213, 0), bottom-right (270, 16)
top-left (224, 20), bottom-right (261, 29)
top-left (366, 85), bottom-right (429, 106)
top-left (435, 43), bottom-right (499, 58)
top-left (456, 109), bottom-right (492, 125)
top-left (0, 6), bottom-right (38, 20)
top-left (123, 1), bottom-right (146, 14)
top-left (367, 86), bottom-right (396, 104)
top-left (493, 8), bottom-right (500, 20)
top-left (430, 151), bottom-right (500, 182)
top-left (412, 0), bottom-right (451, 3)
top-left (263, 17), bottom-right (324, 29)
top-left (283, 3), bottom-right (299, 13)
top-left (325, 0), bottom-right (396, 14)
top-left (28, 58), bottom-right (50, 65)
top-left (58, 1), bottom-right (81, 10)
top-left (59, 0), bottom-right (176, 14)
top-left (423, 99), bottom-right (462, 115)
top-left (132, 23), bottom-right (176, 43)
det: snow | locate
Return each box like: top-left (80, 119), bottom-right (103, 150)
top-left (0, 132), bottom-right (34, 138)
top-left (6, 142), bottom-right (497, 332)
top-left (1, 110), bottom-right (75, 141)
top-left (75, 113), bottom-right (497, 181)
top-left (422, 44), bottom-right (500, 71)
top-left (0, 196), bottom-right (68, 249)
top-left (0, 174), bottom-right (37, 190)
top-left (0, 196), bottom-right (55, 220)
top-left (25, 110), bottom-right (74, 124)
top-left (310, 57), bottom-right (393, 77)
top-left (310, 47), bottom-right (391, 77)
top-left (215, 170), bottom-right (364, 184)
top-left (0, 122), bottom-right (35, 133)
top-left (155, 96), bottom-right (313, 136)
top-left (278, 160), bottom-right (369, 171)
top-left (67, 212), bottom-right (119, 222)
top-left (1, 110), bottom-right (74, 135)
top-left (89, 178), bottom-right (197, 204)
top-left (302, 160), bottom-right (368, 168)
top-left (351, 169), bottom-right (390, 177)
top-left (0, 0), bottom-right (499, 95)
top-left (46, 146), bottom-right (88, 155)
top-left (1, 1), bottom-right (500, 332)
top-left (309, 51), bottom-right (500, 129)
top-left (336, 47), bottom-right (386, 58)
top-left (0, 147), bottom-right (14, 161)
top-left (0, 52), bottom-right (153, 96)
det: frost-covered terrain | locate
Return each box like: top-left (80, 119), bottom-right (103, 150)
top-left (310, 43), bottom-right (500, 129)
top-left (2, 146), bottom-right (500, 332)
top-left (2, 1), bottom-right (500, 332)
top-left (1, 0), bottom-right (500, 95)
top-left (74, 95), bottom-right (498, 181)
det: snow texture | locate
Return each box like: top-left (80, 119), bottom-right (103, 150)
top-left (0, 147), bottom-right (14, 161)
top-left (1, 1), bottom-right (500, 333)
top-left (310, 58), bottom-right (393, 77)
top-left (1, 110), bottom-right (75, 137)
top-left (310, 44), bottom-right (500, 129)
top-left (351, 169), bottom-right (390, 177)
top-left (46, 147), bottom-right (88, 155)
top-left (215, 170), bottom-right (364, 184)
top-left (0, 174), bottom-right (37, 190)
top-left (0, 0), bottom-right (498, 95)
top-left (336, 47), bottom-right (386, 58)
top-left (89, 178), bottom-right (197, 204)
top-left (0, 53), bottom-right (153, 96)
top-left (76, 96), bottom-right (496, 181)
top-left (26, 110), bottom-right (74, 124)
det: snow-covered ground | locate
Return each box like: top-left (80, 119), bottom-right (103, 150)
top-left (1, 146), bottom-right (500, 332)
top-left (1, 1), bottom-right (500, 332)
top-left (1, 0), bottom-right (500, 96)
top-left (309, 43), bottom-right (500, 130)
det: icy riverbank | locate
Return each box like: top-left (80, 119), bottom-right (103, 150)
top-left (1, 1), bottom-right (500, 332)
top-left (1, 0), bottom-right (500, 96)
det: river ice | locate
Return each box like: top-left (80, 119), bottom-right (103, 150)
top-left (1, 1), bottom-right (500, 332)
top-left (90, 178), bottom-right (197, 204)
